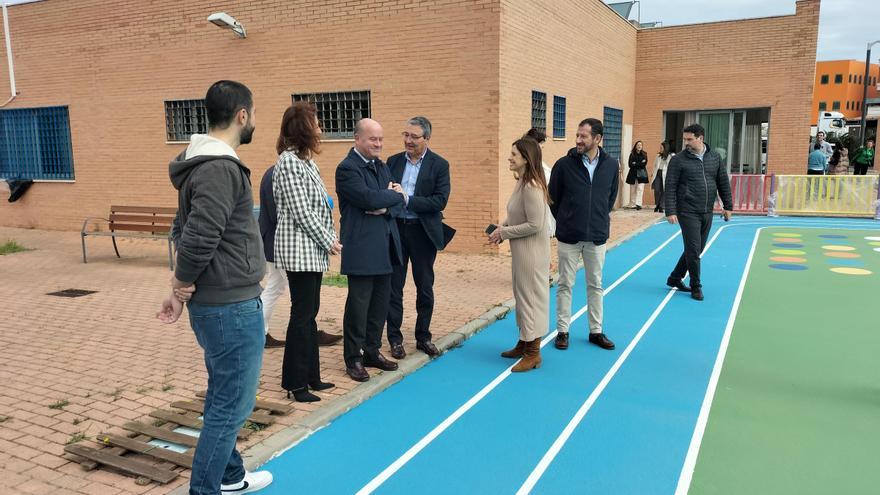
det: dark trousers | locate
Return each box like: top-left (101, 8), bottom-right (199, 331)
top-left (281, 271), bottom-right (322, 391)
top-left (387, 220), bottom-right (438, 345)
top-left (343, 274), bottom-right (392, 366)
top-left (853, 163), bottom-right (869, 175)
top-left (670, 212), bottom-right (713, 289)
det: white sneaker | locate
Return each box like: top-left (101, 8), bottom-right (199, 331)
top-left (220, 471), bottom-right (273, 494)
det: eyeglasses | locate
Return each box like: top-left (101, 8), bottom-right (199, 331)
top-left (401, 132), bottom-right (424, 141)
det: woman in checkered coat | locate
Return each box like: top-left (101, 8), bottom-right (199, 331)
top-left (273, 102), bottom-right (343, 403)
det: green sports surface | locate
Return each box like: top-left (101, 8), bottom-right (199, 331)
top-left (690, 228), bottom-right (880, 494)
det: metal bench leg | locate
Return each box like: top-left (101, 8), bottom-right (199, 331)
top-left (111, 236), bottom-right (121, 258)
top-left (81, 233), bottom-right (88, 264)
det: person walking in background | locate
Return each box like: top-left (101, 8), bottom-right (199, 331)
top-left (665, 123), bottom-right (733, 302)
top-left (158, 80), bottom-right (273, 495)
top-left (385, 117), bottom-right (451, 360)
top-left (273, 102), bottom-right (341, 403)
top-left (548, 118), bottom-right (618, 352)
top-left (652, 141), bottom-right (674, 213)
top-left (625, 140), bottom-right (649, 209)
top-left (852, 138), bottom-right (875, 175)
top-left (336, 119), bottom-right (407, 383)
top-left (828, 146), bottom-right (849, 175)
top-left (488, 138), bottom-right (550, 372)
top-left (259, 165), bottom-right (343, 349)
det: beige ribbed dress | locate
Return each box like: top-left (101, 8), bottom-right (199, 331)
top-left (500, 181), bottom-right (551, 341)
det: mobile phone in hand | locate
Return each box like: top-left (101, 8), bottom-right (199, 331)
top-left (486, 224), bottom-right (497, 235)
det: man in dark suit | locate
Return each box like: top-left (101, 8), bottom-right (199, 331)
top-left (385, 117), bottom-right (451, 359)
top-left (336, 118), bottom-right (408, 382)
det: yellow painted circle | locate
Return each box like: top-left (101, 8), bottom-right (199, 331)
top-left (773, 233), bottom-right (802, 237)
top-left (830, 267), bottom-right (873, 275)
top-left (822, 245), bottom-right (856, 251)
top-left (771, 249), bottom-right (806, 255)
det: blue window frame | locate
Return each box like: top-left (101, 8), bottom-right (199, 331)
top-left (602, 106), bottom-right (623, 160)
top-left (0, 106), bottom-right (74, 180)
top-left (531, 91), bottom-right (547, 132)
top-left (553, 96), bottom-right (566, 139)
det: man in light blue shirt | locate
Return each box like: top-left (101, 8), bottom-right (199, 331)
top-left (807, 144), bottom-right (827, 174)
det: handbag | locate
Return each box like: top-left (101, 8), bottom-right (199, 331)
top-left (636, 168), bottom-right (648, 182)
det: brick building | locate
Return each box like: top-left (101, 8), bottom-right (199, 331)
top-left (0, 0), bottom-right (820, 252)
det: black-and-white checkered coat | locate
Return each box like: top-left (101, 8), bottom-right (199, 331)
top-left (273, 150), bottom-right (336, 273)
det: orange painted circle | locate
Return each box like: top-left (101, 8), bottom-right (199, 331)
top-left (773, 238), bottom-right (802, 243)
top-left (769, 256), bottom-right (807, 263)
top-left (823, 251), bottom-right (861, 259)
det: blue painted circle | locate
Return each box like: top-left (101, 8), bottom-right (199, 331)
top-left (818, 234), bottom-right (848, 239)
top-left (772, 243), bottom-right (804, 248)
top-left (769, 263), bottom-right (808, 271)
top-left (824, 258), bottom-right (865, 267)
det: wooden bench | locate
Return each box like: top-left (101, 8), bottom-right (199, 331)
top-left (81, 206), bottom-right (176, 270)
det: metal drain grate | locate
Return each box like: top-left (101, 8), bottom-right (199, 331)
top-left (47, 288), bottom-right (97, 298)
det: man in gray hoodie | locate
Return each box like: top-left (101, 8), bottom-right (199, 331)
top-left (157, 80), bottom-right (272, 495)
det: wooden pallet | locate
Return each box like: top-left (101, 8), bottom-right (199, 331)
top-left (63, 393), bottom-right (292, 486)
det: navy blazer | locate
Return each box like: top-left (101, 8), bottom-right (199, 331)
top-left (387, 149), bottom-right (451, 251)
top-left (335, 148), bottom-right (405, 276)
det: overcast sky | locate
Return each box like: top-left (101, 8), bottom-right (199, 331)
top-left (635, 0), bottom-right (880, 62)
top-left (2, 0), bottom-right (877, 62)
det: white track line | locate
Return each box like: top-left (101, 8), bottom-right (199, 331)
top-left (515, 222), bottom-right (735, 494)
top-left (354, 229), bottom-right (682, 495)
top-left (673, 227), bottom-right (761, 495)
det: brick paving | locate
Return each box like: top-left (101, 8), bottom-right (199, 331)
top-left (0, 209), bottom-right (656, 494)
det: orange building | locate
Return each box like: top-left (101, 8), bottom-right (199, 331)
top-left (812, 60), bottom-right (880, 123)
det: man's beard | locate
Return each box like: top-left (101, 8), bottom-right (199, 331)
top-left (240, 124), bottom-right (255, 145)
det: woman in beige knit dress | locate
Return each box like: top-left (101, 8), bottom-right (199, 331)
top-left (488, 138), bottom-right (550, 372)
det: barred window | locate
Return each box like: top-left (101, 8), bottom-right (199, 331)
top-left (531, 91), bottom-right (547, 133)
top-left (553, 96), bottom-right (566, 139)
top-left (292, 91), bottom-right (371, 139)
top-left (602, 106), bottom-right (624, 160)
top-left (0, 106), bottom-right (74, 180)
top-left (165, 99), bottom-right (208, 142)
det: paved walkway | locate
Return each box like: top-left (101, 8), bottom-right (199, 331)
top-left (0, 209), bottom-right (656, 495)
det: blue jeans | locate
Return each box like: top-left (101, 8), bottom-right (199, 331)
top-left (187, 297), bottom-right (265, 495)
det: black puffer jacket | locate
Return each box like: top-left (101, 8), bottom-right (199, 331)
top-left (548, 147), bottom-right (620, 244)
top-left (664, 144), bottom-right (733, 215)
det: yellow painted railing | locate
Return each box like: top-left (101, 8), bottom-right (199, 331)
top-left (774, 175), bottom-right (879, 216)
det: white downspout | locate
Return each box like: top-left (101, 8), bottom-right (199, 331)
top-left (1, 2), bottom-right (17, 107)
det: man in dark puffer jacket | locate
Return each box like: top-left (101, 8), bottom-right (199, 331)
top-left (664, 123), bottom-right (733, 301)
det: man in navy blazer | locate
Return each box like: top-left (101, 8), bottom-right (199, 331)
top-left (385, 117), bottom-right (451, 359)
top-left (336, 118), bottom-right (407, 382)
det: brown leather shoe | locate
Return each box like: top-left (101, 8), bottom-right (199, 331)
top-left (390, 343), bottom-right (406, 360)
top-left (511, 338), bottom-right (542, 372)
top-left (317, 330), bottom-right (343, 346)
top-left (554, 332), bottom-right (569, 350)
top-left (364, 352), bottom-right (399, 371)
top-left (588, 333), bottom-right (615, 350)
top-left (416, 340), bottom-right (440, 357)
top-left (500, 340), bottom-right (525, 359)
top-left (264, 334), bottom-right (286, 348)
top-left (346, 361), bottom-right (370, 382)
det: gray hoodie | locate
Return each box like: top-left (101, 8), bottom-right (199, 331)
top-left (169, 135), bottom-right (265, 304)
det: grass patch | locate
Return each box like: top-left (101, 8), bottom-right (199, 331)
top-left (106, 388), bottom-right (124, 401)
top-left (66, 432), bottom-right (86, 445)
top-left (0, 240), bottom-right (29, 256)
top-left (136, 386), bottom-right (153, 394)
top-left (49, 399), bottom-right (70, 410)
top-left (161, 383), bottom-right (174, 392)
top-left (152, 419), bottom-right (166, 427)
top-left (322, 272), bottom-right (348, 288)
top-left (72, 418), bottom-right (83, 426)
top-left (0, 416), bottom-right (10, 423)
top-left (243, 421), bottom-right (267, 432)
